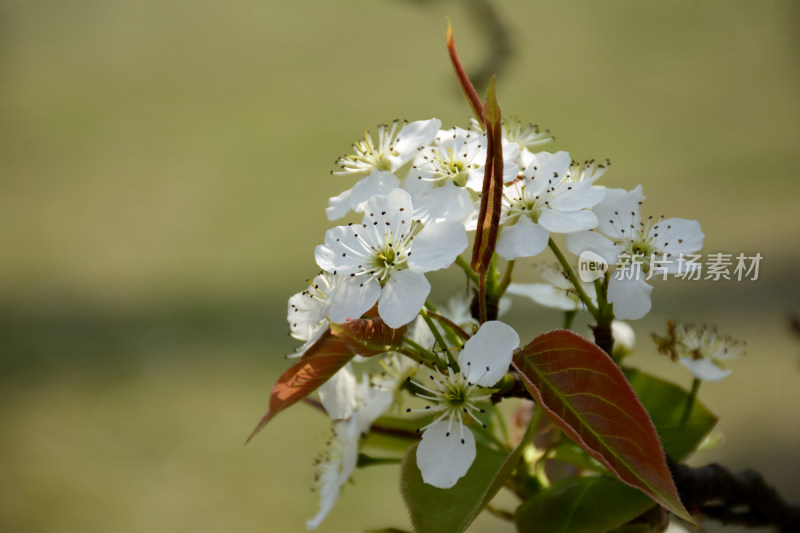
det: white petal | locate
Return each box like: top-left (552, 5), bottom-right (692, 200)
top-left (539, 207), bottom-right (598, 234)
top-left (349, 171), bottom-right (400, 211)
top-left (318, 365), bottom-right (357, 420)
top-left (326, 189), bottom-right (353, 221)
top-left (390, 118), bottom-right (441, 168)
top-left (416, 420), bottom-right (476, 489)
top-left (459, 321), bottom-right (519, 387)
top-left (523, 150), bottom-right (571, 181)
top-left (594, 186), bottom-right (645, 239)
top-left (352, 387), bottom-right (394, 435)
top-left (378, 270), bottom-right (431, 328)
top-left (362, 189), bottom-right (414, 246)
top-left (506, 282), bottom-right (583, 311)
top-left (608, 277), bottom-right (653, 320)
top-left (500, 140), bottom-right (521, 182)
top-left (652, 218), bottom-right (705, 255)
top-left (411, 182), bottom-right (474, 225)
top-left (306, 420), bottom-right (359, 529)
top-left (679, 357), bottom-right (732, 382)
top-left (407, 221), bottom-right (468, 272)
top-left (327, 276), bottom-right (380, 323)
top-left (565, 230), bottom-right (620, 265)
top-left (315, 225), bottom-right (372, 274)
top-left (495, 217), bottom-right (550, 260)
top-left (549, 180), bottom-right (605, 211)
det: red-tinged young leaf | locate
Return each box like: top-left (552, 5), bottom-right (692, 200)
top-left (246, 330), bottom-right (352, 443)
top-left (511, 329), bottom-right (693, 523)
top-left (471, 77), bottom-right (503, 275)
top-left (446, 20), bottom-right (483, 122)
top-left (246, 318), bottom-right (403, 442)
top-left (331, 319), bottom-right (406, 358)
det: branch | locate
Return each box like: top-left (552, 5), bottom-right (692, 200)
top-left (668, 457), bottom-right (800, 532)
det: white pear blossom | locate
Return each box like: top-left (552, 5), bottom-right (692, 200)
top-left (287, 272), bottom-right (382, 357)
top-left (470, 115), bottom-right (554, 152)
top-left (287, 272), bottom-right (337, 357)
top-left (674, 324), bottom-right (745, 382)
top-left (410, 321), bottom-right (520, 488)
top-left (402, 127), bottom-right (519, 227)
top-left (307, 419), bottom-right (360, 530)
top-left (307, 373), bottom-right (394, 529)
top-left (565, 186), bottom-right (704, 320)
top-left (496, 150), bottom-right (604, 260)
top-left (506, 264), bottom-right (595, 311)
top-left (327, 119), bottom-right (441, 220)
top-left (318, 364), bottom-right (358, 420)
top-left (564, 158), bottom-right (611, 184)
top-left (315, 189), bottom-right (468, 328)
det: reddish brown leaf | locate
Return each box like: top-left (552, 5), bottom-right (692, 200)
top-left (446, 21), bottom-right (483, 122)
top-left (332, 319), bottom-right (407, 358)
top-left (246, 318), bottom-right (404, 442)
top-left (471, 77), bottom-right (503, 275)
top-left (511, 329), bottom-right (693, 523)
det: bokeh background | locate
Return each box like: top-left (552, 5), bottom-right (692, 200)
top-left (2, 0), bottom-right (799, 532)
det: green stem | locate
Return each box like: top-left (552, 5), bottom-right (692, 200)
top-left (495, 259), bottom-right (516, 296)
top-left (548, 238), bottom-right (599, 317)
top-left (680, 378), bottom-right (701, 427)
top-left (562, 310), bottom-right (576, 330)
top-left (420, 309), bottom-right (458, 369)
top-left (357, 454), bottom-right (403, 467)
top-left (400, 338), bottom-right (439, 369)
top-left (456, 255), bottom-right (480, 285)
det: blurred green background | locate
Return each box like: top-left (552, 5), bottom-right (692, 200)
top-left (2, 0), bottom-right (799, 531)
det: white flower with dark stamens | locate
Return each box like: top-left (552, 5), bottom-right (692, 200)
top-left (287, 272), bottom-right (379, 357)
top-left (496, 150), bottom-right (604, 260)
top-left (406, 126), bottom-right (520, 191)
top-left (674, 324), bottom-right (745, 382)
top-left (402, 127), bottom-right (519, 227)
top-left (371, 353), bottom-right (420, 410)
top-left (327, 119), bottom-right (441, 220)
top-left (287, 272), bottom-right (337, 357)
top-left (334, 119), bottom-right (441, 176)
top-left (308, 374), bottom-right (394, 529)
top-left (470, 115), bottom-right (554, 151)
top-left (307, 419), bottom-right (359, 530)
top-left (506, 264), bottom-right (595, 311)
top-left (315, 189), bottom-right (468, 328)
top-left (409, 321), bottom-right (520, 488)
top-left (565, 186), bottom-right (704, 320)
top-left (565, 158), bottom-right (611, 184)
top-left (327, 170), bottom-right (400, 221)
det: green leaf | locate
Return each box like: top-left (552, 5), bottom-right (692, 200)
top-left (512, 329), bottom-right (692, 523)
top-left (246, 318), bottom-right (404, 442)
top-left (400, 442), bottom-right (507, 533)
top-left (515, 476), bottom-right (655, 533)
top-left (624, 368), bottom-right (718, 460)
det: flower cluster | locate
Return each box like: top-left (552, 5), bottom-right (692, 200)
top-left (261, 104), bottom-right (732, 531)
